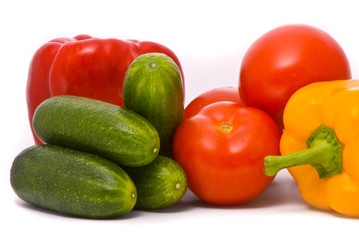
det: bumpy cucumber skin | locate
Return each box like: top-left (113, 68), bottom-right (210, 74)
top-left (33, 95), bottom-right (160, 167)
top-left (125, 156), bottom-right (187, 210)
top-left (123, 53), bottom-right (184, 157)
top-left (10, 145), bottom-right (137, 218)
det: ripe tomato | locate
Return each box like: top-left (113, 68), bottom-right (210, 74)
top-left (172, 102), bottom-right (281, 205)
top-left (184, 86), bottom-right (242, 119)
top-left (239, 24), bottom-right (351, 130)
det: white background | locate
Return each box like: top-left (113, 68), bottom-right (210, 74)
top-left (1, 0), bottom-right (359, 239)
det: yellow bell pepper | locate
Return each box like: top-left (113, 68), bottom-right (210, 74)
top-left (264, 79), bottom-right (359, 217)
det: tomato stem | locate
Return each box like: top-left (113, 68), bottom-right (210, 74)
top-left (264, 124), bottom-right (342, 179)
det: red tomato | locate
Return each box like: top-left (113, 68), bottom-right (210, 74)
top-left (239, 24), bottom-right (351, 130)
top-left (184, 86), bottom-right (242, 119)
top-left (172, 102), bottom-right (281, 205)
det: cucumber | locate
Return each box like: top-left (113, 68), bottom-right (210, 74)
top-left (33, 95), bottom-right (160, 167)
top-left (10, 145), bottom-right (137, 218)
top-left (123, 53), bottom-right (184, 157)
top-left (125, 156), bottom-right (187, 210)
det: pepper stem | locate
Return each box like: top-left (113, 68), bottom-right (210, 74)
top-left (264, 124), bottom-right (343, 179)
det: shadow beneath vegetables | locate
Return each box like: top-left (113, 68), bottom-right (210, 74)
top-left (14, 198), bottom-right (142, 220)
top-left (135, 171), bottom-right (306, 214)
top-left (187, 171), bottom-right (307, 210)
top-left (307, 205), bottom-right (359, 220)
top-left (13, 171), bottom-right (308, 218)
top-left (134, 189), bottom-right (202, 214)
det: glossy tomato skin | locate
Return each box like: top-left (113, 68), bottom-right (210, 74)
top-left (184, 86), bottom-right (243, 119)
top-left (173, 102), bottom-right (281, 205)
top-left (239, 24), bottom-right (351, 130)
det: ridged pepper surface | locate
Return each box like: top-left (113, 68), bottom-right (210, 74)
top-left (26, 34), bottom-right (184, 144)
top-left (265, 79), bottom-right (359, 217)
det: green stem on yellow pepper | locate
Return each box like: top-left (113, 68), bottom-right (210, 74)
top-left (264, 124), bottom-right (343, 179)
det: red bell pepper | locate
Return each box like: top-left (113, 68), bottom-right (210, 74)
top-left (26, 34), bottom-right (184, 144)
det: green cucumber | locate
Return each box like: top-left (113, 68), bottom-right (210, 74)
top-left (10, 145), bottom-right (137, 218)
top-left (33, 95), bottom-right (160, 167)
top-left (125, 156), bottom-right (187, 209)
top-left (123, 53), bottom-right (184, 157)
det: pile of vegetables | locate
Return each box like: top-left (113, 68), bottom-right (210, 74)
top-left (12, 53), bottom-right (187, 218)
top-left (10, 24), bottom-right (359, 218)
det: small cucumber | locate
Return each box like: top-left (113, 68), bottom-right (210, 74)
top-left (10, 145), bottom-right (137, 218)
top-left (125, 156), bottom-right (187, 210)
top-left (33, 95), bottom-right (160, 167)
top-left (123, 53), bottom-right (184, 157)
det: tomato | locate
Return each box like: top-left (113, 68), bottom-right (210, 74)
top-left (239, 24), bottom-right (351, 130)
top-left (184, 86), bottom-right (242, 119)
top-left (172, 102), bottom-right (281, 205)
